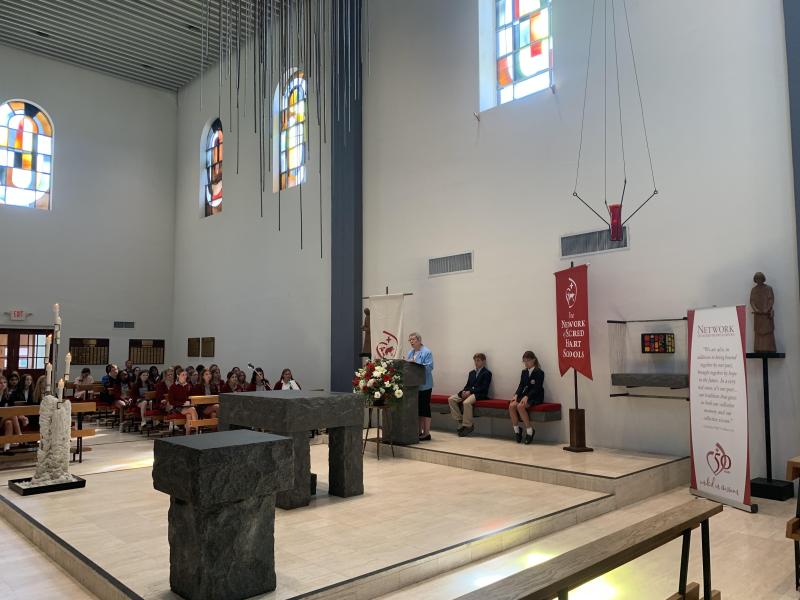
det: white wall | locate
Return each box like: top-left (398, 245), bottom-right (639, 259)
top-left (172, 55), bottom-right (331, 389)
top-left (362, 0), bottom-right (800, 470)
top-left (0, 44), bottom-right (177, 370)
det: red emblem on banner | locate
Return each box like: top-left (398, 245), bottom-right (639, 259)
top-left (554, 264), bottom-right (593, 380)
top-left (375, 330), bottom-right (399, 359)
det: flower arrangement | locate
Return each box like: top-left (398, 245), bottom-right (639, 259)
top-left (352, 359), bottom-right (404, 406)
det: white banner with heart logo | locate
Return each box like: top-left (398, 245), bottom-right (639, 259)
top-left (368, 294), bottom-right (405, 360)
top-left (688, 305), bottom-right (752, 510)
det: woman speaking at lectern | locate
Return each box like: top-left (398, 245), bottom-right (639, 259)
top-left (407, 332), bottom-right (434, 441)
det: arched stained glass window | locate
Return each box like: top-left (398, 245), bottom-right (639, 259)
top-left (273, 69), bottom-right (307, 192)
top-left (0, 100), bottom-right (53, 210)
top-left (203, 118), bottom-right (223, 217)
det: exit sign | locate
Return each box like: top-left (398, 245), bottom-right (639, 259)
top-left (8, 309), bottom-right (29, 321)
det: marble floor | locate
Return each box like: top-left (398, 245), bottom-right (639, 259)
top-left (0, 434), bottom-right (608, 599)
top-left (0, 510), bottom-right (96, 599)
top-left (414, 430), bottom-right (684, 478)
top-left (378, 486), bottom-right (800, 600)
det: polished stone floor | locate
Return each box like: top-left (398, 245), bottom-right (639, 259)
top-left (378, 486), bottom-right (799, 600)
top-left (0, 430), bottom-right (607, 599)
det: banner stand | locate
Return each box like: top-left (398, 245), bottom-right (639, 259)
top-left (564, 370), bottom-right (593, 453)
top-left (690, 488), bottom-right (757, 514)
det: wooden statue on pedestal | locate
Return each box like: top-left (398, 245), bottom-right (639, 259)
top-left (360, 308), bottom-right (371, 357)
top-left (750, 272), bottom-right (776, 353)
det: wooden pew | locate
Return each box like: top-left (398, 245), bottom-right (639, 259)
top-left (456, 499), bottom-right (723, 600)
top-left (785, 456), bottom-right (800, 590)
top-left (187, 395), bottom-right (220, 433)
top-left (0, 402), bottom-right (97, 463)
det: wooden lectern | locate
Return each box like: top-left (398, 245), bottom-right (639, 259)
top-left (381, 360), bottom-right (424, 445)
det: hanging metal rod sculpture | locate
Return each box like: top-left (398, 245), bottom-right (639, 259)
top-left (198, 0), bottom-right (365, 257)
top-left (572, 0), bottom-right (658, 242)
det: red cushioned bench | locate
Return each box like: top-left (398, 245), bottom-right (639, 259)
top-left (430, 394), bottom-right (561, 422)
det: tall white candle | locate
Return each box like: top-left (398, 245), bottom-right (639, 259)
top-left (45, 362), bottom-right (52, 391)
top-left (57, 378), bottom-right (64, 400)
top-left (53, 303), bottom-right (60, 321)
top-left (64, 352), bottom-right (72, 381)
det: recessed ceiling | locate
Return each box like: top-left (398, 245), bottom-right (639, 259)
top-left (0, 0), bottom-right (270, 92)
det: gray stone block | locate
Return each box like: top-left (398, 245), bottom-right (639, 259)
top-left (152, 430), bottom-right (294, 600)
top-left (152, 430), bottom-right (293, 506)
top-left (276, 431), bottom-right (311, 510)
top-left (218, 390), bottom-right (362, 433)
top-left (168, 494), bottom-right (277, 600)
top-left (328, 425), bottom-right (364, 497)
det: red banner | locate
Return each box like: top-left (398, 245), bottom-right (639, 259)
top-left (554, 264), bottom-right (593, 379)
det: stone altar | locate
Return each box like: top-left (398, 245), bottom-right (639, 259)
top-left (152, 430), bottom-right (293, 600)
top-left (381, 360), bottom-right (425, 446)
top-left (218, 390), bottom-right (364, 509)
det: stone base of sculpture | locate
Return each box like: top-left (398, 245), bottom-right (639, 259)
top-left (9, 394), bottom-right (85, 496)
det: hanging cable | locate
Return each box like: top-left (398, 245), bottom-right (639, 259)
top-left (603, 0), bottom-right (608, 211)
top-left (611, 0), bottom-right (627, 207)
top-left (573, 0), bottom-right (598, 194)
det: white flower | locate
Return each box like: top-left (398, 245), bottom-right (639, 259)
top-left (394, 389), bottom-right (403, 398)
top-left (374, 391), bottom-right (381, 399)
top-left (367, 380), bottom-right (374, 387)
top-left (374, 366), bottom-right (385, 375)
top-left (380, 388), bottom-right (385, 394)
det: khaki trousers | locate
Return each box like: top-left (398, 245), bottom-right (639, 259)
top-left (448, 393), bottom-right (477, 427)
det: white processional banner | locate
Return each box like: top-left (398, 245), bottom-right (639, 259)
top-left (368, 294), bottom-right (405, 359)
top-left (688, 305), bottom-right (752, 510)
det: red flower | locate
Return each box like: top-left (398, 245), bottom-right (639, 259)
top-left (383, 375), bottom-right (390, 382)
top-left (352, 377), bottom-right (360, 387)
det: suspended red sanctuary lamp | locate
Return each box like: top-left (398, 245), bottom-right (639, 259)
top-left (572, 0), bottom-right (658, 242)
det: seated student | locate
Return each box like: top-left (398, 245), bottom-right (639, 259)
top-left (448, 353), bottom-right (492, 437)
top-left (11, 373), bottom-right (34, 430)
top-left (208, 364), bottom-right (222, 388)
top-left (248, 368), bottom-right (271, 391)
top-left (0, 375), bottom-right (23, 455)
top-left (236, 370), bottom-right (248, 390)
top-left (168, 370), bottom-right (199, 434)
top-left (508, 350), bottom-right (545, 445)
top-left (6, 372), bottom-right (20, 397)
top-left (101, 363), bottom-right (117, 391)
top-left (191, 369), bottom-right (220, 419)
top-left (273, 369), bottom-right (301, 390)
top-left (73, 368), bottom-right (94, 400)
top-left (221, 372), bottom-right (245, 393)
top-left (123, 359), bottom-right (136, 380)
top-left (131, 370), bottom-right (156, 428)
top-left (147, 366), bottom-right (160, 386)
top-left (154, 367), bottom-right (175, 410)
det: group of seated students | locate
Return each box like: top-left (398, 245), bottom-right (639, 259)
top-left (98, 361), bottom-right (301, 433)
top-left (447, 350), bottom-right (544, 444)
top-left (0, 371), bottom-right (45, 454)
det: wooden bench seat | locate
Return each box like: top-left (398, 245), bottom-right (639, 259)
top-left (457, 499), bottom-right (722, 600)
top-left (430, 394), bottom-right (562, 422)
top-left (0, 402), bottom-right (97, 462)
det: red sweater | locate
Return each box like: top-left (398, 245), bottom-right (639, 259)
top-left (191, 383), bottom-right (219, 396)
top-left (168, 383), bottom-right (192, 408)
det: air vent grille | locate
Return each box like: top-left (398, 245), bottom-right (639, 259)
top-left (561, 228), bottom-right (629, 258)
top-left (113, 321), bottom-right (135, 329)
top-left (429, 252), bottom-right (474, 277)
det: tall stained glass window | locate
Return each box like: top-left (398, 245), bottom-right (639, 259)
top-left (0, 100), bottom-right (53, 210)
top-left (496, 0), bottom-right (552, 105)
top-left (203, 118), bottom-right (223, 217)
top-left (274, 70), bottom-right (307, 192)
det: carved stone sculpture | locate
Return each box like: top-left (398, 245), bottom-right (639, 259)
top-left (361, 307), bottom-right (371, 356)
top-left (30, 395), bottom-right (74, 485)
top-left (750, 272), bottom-right (776, 353)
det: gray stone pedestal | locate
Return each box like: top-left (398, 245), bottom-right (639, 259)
top-left (218, 390), bottom-right (364, 509)
top-left (382, 360), bottom-right (425, 445)
top-left (152, 430), bottom-right (293, 600)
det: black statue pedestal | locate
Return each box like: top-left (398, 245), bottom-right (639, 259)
top-left (746, 352), bottom-right (793, 501)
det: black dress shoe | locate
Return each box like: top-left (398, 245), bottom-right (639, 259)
top-left (461, 425), bottom-right (474, 437)
top-left (457, 427), bottom-right (465, 437)
top-left (419, 434), bottom-right (432, 441)
top-left (515, 430), bottom-right (523, 443)
top-left (524, 433), bottom-right (534, 445)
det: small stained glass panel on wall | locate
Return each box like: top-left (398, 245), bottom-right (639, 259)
top-left (0, 99), bottom-right (53, 210)
top-left (68, 338), bottom-right (109, 366)
top-left (129, 339), bottom-right (165, 365)
top-left (495, 0), bottom-right (552, 105)
top-left (203, 118), bottom-right (223, 217)
top-left (187, 338), bottom-right (200, 358)
top-left (201, 337), bottom-right (215, 358)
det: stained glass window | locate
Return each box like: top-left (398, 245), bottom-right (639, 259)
top-left (203, 118), bottom-right (223, 217)
top-left (496, 0), bottom-right (552, 105)
top-left (275, 70), bottom-right (307, 192)
top-left (0, 100), bottom-right (53, 210)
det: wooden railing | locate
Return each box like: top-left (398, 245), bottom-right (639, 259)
top-left (456, 499), bottom-right (723, 600)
